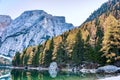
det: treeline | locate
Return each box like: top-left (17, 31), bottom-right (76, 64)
top-left (12, 29), bottom-right (105, 67)
top-left (12, 0), bottom-right (120, 67)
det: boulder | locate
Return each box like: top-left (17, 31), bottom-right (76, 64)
top-left (96, 65), bottom-right (118, 73)
top-left (48, 62), bottom-right (58, 78)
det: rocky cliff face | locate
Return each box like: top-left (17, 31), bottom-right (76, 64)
top-left (12, 0), bottom-right (120, 67)
top-left (0, 10), bottom-right (74, 57)
top-left (0, 15), bottom-right (12, 36)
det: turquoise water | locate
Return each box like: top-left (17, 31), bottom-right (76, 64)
top-left (0, 68), bottom-right (118, 80)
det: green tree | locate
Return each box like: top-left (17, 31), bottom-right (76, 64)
top-left (20, 49), bottom-right (27, 66)
top-left (84, 26), bottom-right (105, 65)
top-left (23, 55), bottom-right (29, 66)
top-left (32, 45), bottom-right (43, 67)
top-left (12, 52), bottom-right (20, 66)
top-left (95, 26), bottom-right (106, 64)
top-left (40, 41), bottom-right (47, 65)
top-left (84, 43), bottom-right (94, 62)
top-left (44, 38), bottom-right (54, 66)
top-left (56, 43), bottom-right (67, 64)
top-left (72, 30), bottom-right (84, 65)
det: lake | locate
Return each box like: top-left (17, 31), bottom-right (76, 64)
top-left (0, 68), bottom-right (119, 80)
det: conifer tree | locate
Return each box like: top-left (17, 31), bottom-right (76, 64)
top-left (32, 45), bottom-right (42, 66)
top-left (23, 55), bottom-right (29, 66)
top-left (72, 30), bottom-right (84, 65)
top-left (12, 52), bottom-right (20, 66)
top-left (44, 38), bottom-right (54, 66)
top-left (56, 43), bottom-right (67, 64)
top-left (101, 15), bottom-right (120, 63)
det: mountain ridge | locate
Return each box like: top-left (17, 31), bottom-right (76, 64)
top-left (0, 15), bottom-right (12, 36)
top-left (12, 0), bottom-right (120, 66)
top-left (85, 0), bottom-right (120, 22)
top-left (0, 10), bottom-right (74, 57)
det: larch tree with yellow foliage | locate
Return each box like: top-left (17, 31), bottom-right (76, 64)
top-left (101, 14), bottom-right (120, 63)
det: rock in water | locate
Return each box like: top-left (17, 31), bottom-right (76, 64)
top-left (96, 65), bottom-right (118, 73)
top-left (48, 62), bottom-right (58, 78)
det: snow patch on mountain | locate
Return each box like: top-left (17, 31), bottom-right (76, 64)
top-left (0, 10), bottom-right (74, 57)
top-left (0, 55), bottom-right (12, 61)
top-left (0, 15), bottom-right (12, 36)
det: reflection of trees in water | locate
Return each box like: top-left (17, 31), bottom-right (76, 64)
top-left (11, 69), bottom-right (59, 80)
top-left (1, 69), bottom-right (120, 80)
top-left (11, 69), bottom-right (100, 80)
top-left (58, 71), bottom-right (97, 80)
top-left (11, 69), bottom-right (45, 80)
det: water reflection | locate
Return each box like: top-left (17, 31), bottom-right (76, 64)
top-left (11, 69), bottom-right (45, 80)
top-left (48, 62), bottom-right (58, 78)
top-left (0, 69), bottom-right (11, 80)
top-left (48, 69), bottom-right (57, 78)
top-left (0, 68), bottom-right (120, 80)
top-left (11, 69), bottom-right (98, 80)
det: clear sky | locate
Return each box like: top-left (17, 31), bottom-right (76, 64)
top-left (0, 0), bottom-right (108, 26)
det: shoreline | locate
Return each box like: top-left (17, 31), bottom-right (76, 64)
top-left (98, 75), bottom-right (120, 80)
top-left (0, 66), bottom-right (96, 73)
top-left (1, 65), bottom-right (120, 74)
top-left (0, 66), bottom-right (97, 73)
top-left (1, 66), bottom-right (120, 80)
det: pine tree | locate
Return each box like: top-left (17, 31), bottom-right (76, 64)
top-left (36, 45), bottom-right (43, 66)
top-left (20, 49), bottom-right (27, 66)
top-left (23, 55), bottom-right (29, 66)
top-left (95, 26), bottom-right (106, 64)
top-left (94, 37), bottom-right (106, 64)
top-left (40, 41), bottom-right (47, 65)
top-left (44, 38), bottom-right (54, 66)
top-left (72, 30), bottom-right (84, 65)
top-left (12, 52), bottom-right (20, 66)
top-left (32, 45), bottom-right (42, 67)
top-left (56, 43), bottom-right (67, 64)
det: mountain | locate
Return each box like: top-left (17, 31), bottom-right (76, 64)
top-left (0, 15), bottom-right (12, 36)
top-left (0, 10), bottom-right (74, 57)
top-left (86, 0), bottom-right (120, 22)
top-left (12, 0), bottom-right (120, 67)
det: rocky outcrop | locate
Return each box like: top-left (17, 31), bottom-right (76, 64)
top-left (96, 65), bottom-right (119, 73)
top-left (0, 15), bottom-right (12, 36)
top-left (0, 10), bottom-right (74, 57)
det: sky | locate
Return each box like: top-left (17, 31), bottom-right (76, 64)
top-left (0, 0), bottom-right (108, 26)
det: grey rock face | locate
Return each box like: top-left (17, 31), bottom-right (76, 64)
top-left (0, 10), bottom-right (74, 57)
top-left (0, 15), bottom-right (12, 36)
